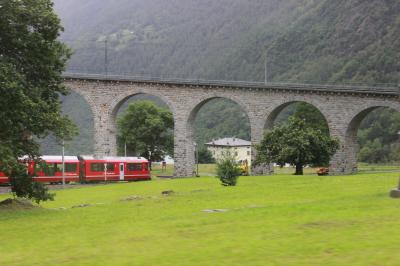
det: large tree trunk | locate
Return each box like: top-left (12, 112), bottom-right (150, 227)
top-left (295, 164), bottom-right (303, 175)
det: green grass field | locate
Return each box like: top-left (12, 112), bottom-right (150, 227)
top-left (152, 163), bottom-right (400, 177)
top-left (1, 172), bottom-right (400, 265)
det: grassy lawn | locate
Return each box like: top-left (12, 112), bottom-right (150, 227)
top-left (358, 162), bottom-right (400, 173)
top-left (151, 163), bottom-right (400, 178)
top-left (1, 172), bottom-right (400, 265)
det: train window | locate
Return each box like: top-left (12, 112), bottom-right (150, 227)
top-left (65, 163), bottom-right (77, 173)
top-left (90, 163), bottom-right (104, 172)
top-left (106, 163), bottom-right (115, 172)
top-left (55, 163), bottom-right (63, 172)
top-left (42, 163), bottom-right (57, 176)
top-left (34, 163), bottom-right (43, 173)
top-left (127, 163), bottom-right (142, 171)
top-left (143, 163), bottom-right (148, 171)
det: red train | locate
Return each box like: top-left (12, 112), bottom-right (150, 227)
top-left (0, 155), bottom-right (150, 184)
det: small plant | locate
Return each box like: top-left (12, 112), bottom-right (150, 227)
top-left (216, 152), bottom-right (242, 186)
top-left (9, 165), bottom-right (55, 204)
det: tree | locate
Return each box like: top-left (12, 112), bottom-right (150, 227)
top-left (198, 147), bottom-right (215, 164)
top-left (0, 0), bottom-right (76, 202)
top-left (117, 101), bottom-right (173, 166)
top-left (292, 103), bottom-right (330, 135)
top-left (256, 117), bottom-right (339, 175)
top-left (216, 152), bottom-right (242, 186)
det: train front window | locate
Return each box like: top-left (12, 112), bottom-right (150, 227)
top-left (127, 163), bottom-right (142, 171)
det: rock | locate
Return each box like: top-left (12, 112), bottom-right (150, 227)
top-left (247, 205), bottom-right (263, 208)
top-left (191, 189), bottom-right (207, 193)
top-left (71, 203), bottom-right (91, 208)
top-left (202, 209), bottom-right (229, 213)
top-left (390, 188), bottom-right (400, 198)
top-left (121, 195), bottom-right (144, 201)
top-left (161, 190), bottom-right (174, 196)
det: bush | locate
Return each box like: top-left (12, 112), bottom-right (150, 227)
top-left (9, 165), bottom-right (55, 204)
top-left (216, 152), bottom-right (241, 186)
top-left (198, 147), bottom-right (215, 164)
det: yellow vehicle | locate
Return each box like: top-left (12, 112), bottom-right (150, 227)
top-left (239, 160), bottom-right (249, 176)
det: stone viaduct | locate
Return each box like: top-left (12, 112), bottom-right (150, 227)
top-left (63, 74), bottom-right (400, 177)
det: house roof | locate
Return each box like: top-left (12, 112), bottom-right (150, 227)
top-left (205, 137), bottom-right (251, 147)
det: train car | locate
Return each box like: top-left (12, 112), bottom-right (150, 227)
top-left (1, 155), bottom-right (150, 184)
top-left (79, 156), bottom-right (151, 182)
top-left (0, 171), bottom-right (8, 184)
top-left (0, 156), bottom-right (80, 184)
top-left (105, 156), bottom-right (150, 181)
top-left (32, 156), bottom-right (80, 183)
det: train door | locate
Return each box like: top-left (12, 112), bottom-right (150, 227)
top-left (119, 163), bottom-right (124, 180)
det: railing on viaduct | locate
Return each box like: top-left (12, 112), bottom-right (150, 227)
top-left (63, 72), bottom-right (399, 96)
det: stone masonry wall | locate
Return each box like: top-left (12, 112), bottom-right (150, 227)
top-left (64, 78), bottom-right (400, 177)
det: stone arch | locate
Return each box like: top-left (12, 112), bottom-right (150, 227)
top-left (183, 95), bottom-right (252, 176)
top-left (109, 90), bottom-right (177, 121)
top-left (64, 85), bottom-right (98, 121)
top-left (339, 103), bottom-right (400, 174)
top-left (264, 99), bottom-right (330, 131)
top-left (108, 90), bottom-right (176, 157)
top-left (61, 85), bottom-right (96, 154)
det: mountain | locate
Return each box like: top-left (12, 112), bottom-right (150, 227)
top-left (43, 0), bottom-right (400, 162)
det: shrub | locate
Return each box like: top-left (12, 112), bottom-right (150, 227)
top-left (216, 152), bottom-right (241, 186)
top-left (9, 165), bottom-right (55, 204)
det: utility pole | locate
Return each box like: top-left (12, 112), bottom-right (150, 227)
top-left (104, 38), bottom-right (108, 76)
top-left (62, 139), bottom-right (65, 187)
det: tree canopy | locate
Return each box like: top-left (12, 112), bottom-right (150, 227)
top-left (256, 117), bottom-right (339, 175)
top-left (117, 101), bottom-right (173, 163)
top-left (0, 0), bottom-right (76, 201)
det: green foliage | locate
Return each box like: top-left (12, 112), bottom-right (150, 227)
top-left (216, 152), bottom-right (241, 186)
top-left (117, 101), bottom-right (173, 162)
top-left (357, 108), bottom-right (400, 163)
top-left (256, 117), bottom-right (339, 175)
top-left (40, 91), bottom-right (94, 155)
top-left (198, 147), bottom-right (215, 164)
top-left (194, 98), bottom-right (250, 147)
top-left (8, 162), bottom-right (54, 204)
top-left (292, 103), bottom-right (329, 135)
top-left (0, 0), bottom-right (77, 203)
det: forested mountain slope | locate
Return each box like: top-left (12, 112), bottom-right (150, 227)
top-left (44, 0), bottom-right (400, 162)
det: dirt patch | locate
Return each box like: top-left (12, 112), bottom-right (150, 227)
top-left (303, 220), bottom-right (356, 229)
top-left (0, 198), bottom-right (40, 211)
top-left (202, 209), bottom-right (229, 213)
top-left (120, 195), bottom-right (144, 201)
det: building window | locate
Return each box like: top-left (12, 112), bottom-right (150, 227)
top-left (247, 151), bottom-right (250, 156)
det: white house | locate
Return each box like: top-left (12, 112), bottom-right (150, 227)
top-left (205, 137), bottom-right (251, 165)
